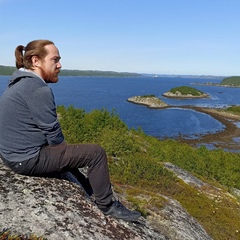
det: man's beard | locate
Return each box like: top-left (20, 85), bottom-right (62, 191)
top-left (39, 67), bottom-right (60, 83)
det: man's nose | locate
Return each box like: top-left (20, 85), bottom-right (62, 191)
top-left (57, 62), bottom-right (62, 69)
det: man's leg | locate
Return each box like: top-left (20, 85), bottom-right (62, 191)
top-left (5, 143), bottom-right (141, 221)
top-left (34, 143), bottom-right (113, 208)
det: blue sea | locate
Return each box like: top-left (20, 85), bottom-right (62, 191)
top-left (1, 75), bottom-right (239, 140)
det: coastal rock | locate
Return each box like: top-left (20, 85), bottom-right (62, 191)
top-left (127, 96), bottom-right (168, 108)
top-left (162, 91), bottom-right (208, 98)
top-left (0, 159), bottom-right (212, 240)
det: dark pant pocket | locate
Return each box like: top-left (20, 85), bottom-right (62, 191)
top-left (6, 161), bottom-right (25, 174)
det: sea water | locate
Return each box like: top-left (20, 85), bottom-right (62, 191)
top-left (1, 75), bottom-right (239, 140)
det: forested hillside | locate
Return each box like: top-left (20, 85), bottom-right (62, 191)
top-left (59, 69), bottom-right (140, 77)
top-left (0, 65), bottom-right (140, 77)
top-left (220, 76), bottom-right (240, 86)
top-left (0, 65), bottom-right (16, 75)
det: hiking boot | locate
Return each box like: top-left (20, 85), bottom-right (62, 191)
top-left (103, 200), bottom-right (141, 221)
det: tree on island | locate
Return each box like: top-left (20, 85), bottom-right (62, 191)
top-left (163, 86), bottom-right (208, 98)
top-left (220, 76), bottom-right (240, 86)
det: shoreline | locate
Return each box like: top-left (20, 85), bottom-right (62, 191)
top-left (173, 106), bottom-right (240, 151)
top-left (127, 96), bottom-right (240, 151)
top-left (162, 93), bottom-right (209, 99)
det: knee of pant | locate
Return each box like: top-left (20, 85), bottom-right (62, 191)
top-left (96, 144), bottom-right (106, 156)
top-left (94, 145), bottom-right (107, 162)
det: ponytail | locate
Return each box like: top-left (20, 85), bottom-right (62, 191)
top-left (15, 45), bottom-right (25, 69)
top-left (14, 40), bottom-right (54, 70)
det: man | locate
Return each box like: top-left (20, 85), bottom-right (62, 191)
top-left (0, 39), bottom-right (141, 222)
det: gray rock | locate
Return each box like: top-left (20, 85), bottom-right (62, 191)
top-left (127, 96), bottom-right (168, 108)
top-left (164, 162), bottom-right (207, 188)
top-left (162, 91), bottom-right (208, 98)
top-left (0, 160), bottom-right (166, 239)
top-left (0, 159), bottom-right (212, 240)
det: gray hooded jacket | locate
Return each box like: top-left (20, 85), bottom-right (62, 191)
top-left (0, 70), bottom-right (64, 162)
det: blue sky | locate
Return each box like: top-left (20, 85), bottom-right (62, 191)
top-left (0, 0), bottom-right (239, 76)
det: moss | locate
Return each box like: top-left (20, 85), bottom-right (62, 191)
top-left (0, 229), bottom-right (48, 240)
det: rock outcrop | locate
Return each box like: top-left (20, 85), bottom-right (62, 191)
top-left (0, 159), bottom-right (213, 240)
top-left (127, 96), bottom-right (168, 108)
top-left (162, 91), bottom-right (208, 98)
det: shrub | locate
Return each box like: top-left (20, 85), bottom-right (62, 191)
top-left (225, 105), bottom-right (240, 115)
top-left (169, 86), bottom-right (204, 96)
top-left (56, 106), bottom-right (240, 240)
top-left (221, 76), bottom-right (240, 86)
top-left (57, 105), bottom-right (240, 189)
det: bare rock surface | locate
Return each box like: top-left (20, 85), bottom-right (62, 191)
top-left (127, 96), bottom-right (168, 108)
top-left (164, 162), bottom-right (207, 188)
top-left (146, 194), bottom-right (212, 240)
top-left (0, 159), bottom-right (212, 240)
top-left (162, 91), bottom-right (208, 98)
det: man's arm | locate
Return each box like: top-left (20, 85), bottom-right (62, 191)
top-left (27, 86), bottom-right (65, 145)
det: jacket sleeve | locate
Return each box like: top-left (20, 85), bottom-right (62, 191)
top-left (27, 85), bottom-right (64, 145)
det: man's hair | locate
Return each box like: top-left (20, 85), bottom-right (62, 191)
top-left (15, 39), bottom-right (54, 69)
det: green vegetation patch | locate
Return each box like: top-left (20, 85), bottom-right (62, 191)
top-left (57, 105), bottom-right (240, 190)
top-left (57, 106), bottom-right (240, 240)
top-left (0, 65), bottom-right (16, 75)
top-left (0, 229), bottom-right (48, 240)
top-left (169, 86), bottom-right (204, 96)
top-left (221, 76), bottom-right (240, 86)
top-left (225, 105), bottom-right (240, 115)
top-left (139, 94), bottom-right (156, 98)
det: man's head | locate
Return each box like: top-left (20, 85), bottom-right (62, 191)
top-left (15, 40), bottom-right (62, 83)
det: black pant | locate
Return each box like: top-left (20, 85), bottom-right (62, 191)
top-left (1, 143), bottom-right (113, 208)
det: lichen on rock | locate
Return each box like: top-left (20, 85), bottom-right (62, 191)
top-left (0, 160), bottom-right (167, 240)
top-left (0, 159), bottom-right (213, 240)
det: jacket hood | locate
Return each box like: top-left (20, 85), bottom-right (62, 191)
top-left (8, 69), bottom-right (42, 87)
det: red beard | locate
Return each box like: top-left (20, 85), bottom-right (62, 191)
top-left (39, 67), bottom-right (60, 83)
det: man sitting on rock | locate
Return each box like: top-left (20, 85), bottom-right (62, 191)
top-left (0, 39), bottom-right (141, 222)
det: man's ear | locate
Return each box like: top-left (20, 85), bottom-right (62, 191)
top-left (31, 56), bottom-right (40, 68)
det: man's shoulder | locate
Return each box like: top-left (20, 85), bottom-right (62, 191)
top-left (10, 70), bottom-right (47, 88)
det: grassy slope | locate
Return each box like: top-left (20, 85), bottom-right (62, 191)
top-left (57, 106), bottom-right (240, 240)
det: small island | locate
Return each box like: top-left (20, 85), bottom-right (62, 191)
top-left (163, 86), bottom-right (209, 98)
top-left (220, 76), bottom-right (240, 87)
top-left (127, 95), bottom-right (168, 108)
top-left (191, 76), bottom-right (240, 88)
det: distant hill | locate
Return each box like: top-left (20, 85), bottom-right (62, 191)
top-left (0, 65), bottom-right (141, 77)
top-left (0, 65), bottom-right (16, 75)
top-left (220, 76), bottom-right (240, 86)
top-left (59, 69), bottom-right (140, 77)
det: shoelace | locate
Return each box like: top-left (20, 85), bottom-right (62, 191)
top-left (114, 200), bottom-right (133, 214)
top-left (115, 200), bottom-right (124, 208)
